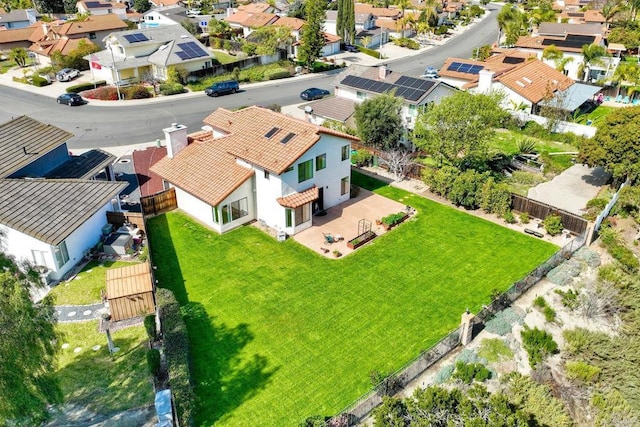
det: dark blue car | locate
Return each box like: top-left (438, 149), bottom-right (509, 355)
top-left (56, 93), bottom-right (84, 106)
top-left (300, 88), bottom-right (330, 101)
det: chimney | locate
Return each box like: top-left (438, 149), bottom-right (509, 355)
top-left (41, 22), bottom-right (48, 34)
top-left (477, 69), bottom-right (495, 93)
top-left (163, 123), bottom-right (188, 158)
top-left (378, 64), bottom-right (389, 80)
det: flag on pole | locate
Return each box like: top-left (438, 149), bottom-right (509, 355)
top-left (90, 54), bottom-right (101, 70)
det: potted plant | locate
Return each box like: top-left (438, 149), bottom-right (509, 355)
top-left (333, 250), bottom-right (342, 258)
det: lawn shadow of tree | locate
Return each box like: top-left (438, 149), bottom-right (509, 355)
top-left (147, 215), bottom-right (278, 424)
top-left (182, 303), bottom-right (278, 425)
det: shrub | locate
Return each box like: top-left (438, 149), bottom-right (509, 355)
top-left (453, 361), bottom-right (491, 384)
top-left (543, 214), bottom-right (563, 235)
top-left (449, 169), bottom-right (486, 209)
top-left (533, 296), bottom-right (556, 322)
top-left (521, 326), bottom-right (558, 368)
top-left (422, 165), bottom-right (459, 197)
top-left (519, 212), bottom-right (530, 224)
top-left (83, 86), bottom-right (119, 100)
top-left (510, 170), bottom-right (546, 186)
top-left (433, 364), bottom-right (455, 384)
top-left (479, 177), bottom-right (511, 215)
top-left (123, 84), bottom-right (152, 100)
top-left (565, 360), bottom-right (600, 383)
top-left (503, 210), bottom-right (516, 224)
top-left (381, 212), bottom-right (406, 226)
top-left (31, 75), bottom-right (49, 87)
top-left (434, 25), bottom-right (449, 35)
top-left (599, 226), bottom-right (639, 273)
top-left (477, 338), bottom-right (513, 363)
top-left (555, 288), bottom-right (579, 309)
top-left (351, 149), bottom-right (373, 167)
top-left (144, 314), bottom-right (157, 341)
top-left (159, 83), bottom-right (185, 96)
top-left (484, 307), bottom-right (525, 335)
top-left (393, 37), bottom-right (420, 49)
top-left (156, 288), bottom-right (194, 426)
top-left (517, 138), bottom-right (537, 154)
top-left (264, 68), bottom-right (291, 80)
top-left (66, 80), bottom-right (106, 93)
top-left (146, 348), bottom-right (161, 377)
top-left (138, 246), bottom-right (148, 262)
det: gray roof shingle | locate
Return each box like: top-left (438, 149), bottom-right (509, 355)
top-left (0, 179), bottom-right (126, 245)
top-left (0, 116), bottom-right (73, 178)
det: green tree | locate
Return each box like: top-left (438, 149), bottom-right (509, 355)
top-left (249, 26), bottom-right (292, 56)
top-left (9, 47), bottom-right (28, 67)
top-left (578, 43), bottom-right (607, 82)
top-left (579, 106), bottom-right (640, 184)
top-left (497, 4), bottom-right (527, 46)
top-left (208, 18), bottom-right (233, 39)
top-left (607, 26), bottom-right (640, 50)
top-left (298, 0), bottom-right (326, 69)
top-left (337, 0), bottom-right (355, 45)
top-left (133, 0), bottom-right (151, 13)
top-left (542, 44), bottom-right (573, 72)
top-left (181, 18), bottom-right (199, 36)
top-left (413, 91), bottom-right (507, 167)
top-left (475, 44), bottom-right (492, 60)
top-left (354, 91), bottom-right (403, 150)
top-left (33, 0), bottom-right (64, 13)
top-left (0, 253), bottom-right (61, 424)
top-left (287, 0), bottom-right (305, 19)
top-left (612, 61), bottom-right (640, 97)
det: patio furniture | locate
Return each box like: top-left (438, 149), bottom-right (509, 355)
top-left (623, 96), bottom-right (630, 104)
top-left (323, 233), bottom-right (335, 245)
top-left (615, 94), bottom-right (622, 102)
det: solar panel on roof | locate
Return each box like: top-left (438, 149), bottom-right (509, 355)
top-left (280, 132), bottom-right (295, 144)
top-left (396, 76), bottom-right (410, 86)
top-left (123, 33), bottom-right (149, 43)
top-left (175, 51), bottom-right (189, 60)
top-left (370, 81), bottom-right (385, 92)
top-left (84, 1), bottom-right (107, 7)
top-left (361, 79), bottom-right (376, 90)
top-left (264, 127), bottom-right (280, 138)
top-left (503, 57), bottom-right (525, 64)
top-left (447, 61), bottom-right (463, 72)
top-left (176, 41), bottom-right (208, 60)
top-left (405, 90), bottom-right (422, 101)
top-left (468, 65), bottom-right (484, 74)
top-left (418, 80), bottom-right (434, 91)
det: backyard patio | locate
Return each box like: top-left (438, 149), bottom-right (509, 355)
top-left (293, 188), bottom-right (407, 257)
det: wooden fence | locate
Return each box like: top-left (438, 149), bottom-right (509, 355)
top-left (106, 211), bottom-right (145, 232)
top-left (511, 194), bottom-right (588, 234)
top-left (141, 188), bottom-right (178, 216)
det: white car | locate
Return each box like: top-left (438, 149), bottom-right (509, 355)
top-left (186, 8), bottom-right (201, 16)
top-left (56, 68), bottom-right (80, 82)
top-left (421, 67), bottom-right (439, 79)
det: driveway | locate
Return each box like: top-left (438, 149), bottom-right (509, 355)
top-left (527, 164), bottom-right (611, 215)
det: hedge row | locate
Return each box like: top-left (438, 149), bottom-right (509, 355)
top-left (157, 288), bottom-right (194, 427)
top-left (264, 68), bottom-right (291, 80)
top-left (66, 80), bottom-right (106, 93)
top-left (159, 83), bottom-right (185, 96)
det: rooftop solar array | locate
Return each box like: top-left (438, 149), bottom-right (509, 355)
top-left (123, 33), bottom-right (149, 43)
top-left (340, 74), bottom-right (435, 102)
top-left (84, 1), bottom-right (111, 7)
top-left (447, 61), bottom-right (484, 74)
top-left (175, 41), bottom-right (209, 60)
top-left (503, 56), bottom-right (525, 64)
top-left (541, 34), bottom-right (595, 49)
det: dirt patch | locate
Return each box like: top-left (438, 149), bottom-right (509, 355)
top-left (46, 404), bottom-right (156, 427)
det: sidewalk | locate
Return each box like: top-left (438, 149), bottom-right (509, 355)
top-left (0, 11), bottom-right (491, 106)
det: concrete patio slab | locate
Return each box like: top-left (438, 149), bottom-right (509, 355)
top-left (293, 188), bottom-right (407, 258)
top-left (527, 164), bottom-right (611, 215)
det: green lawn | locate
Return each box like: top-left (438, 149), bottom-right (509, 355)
top-left (490, 128), bottom-right (578, 156)
top-left (212, 49), bottom-right (240, 65)
top-left (147, 176), bottom-right (557, 426)
top-left (55, 322), bottom-right (153, 414)
top-left (575, 105), bottom-right (616, 128)
top-left (49, 260), bottom-right (142, 305)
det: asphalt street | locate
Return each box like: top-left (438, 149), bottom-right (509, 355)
top-left (0, 5), bottom-right (499, 150)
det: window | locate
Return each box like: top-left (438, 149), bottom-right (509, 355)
top-left (295, 203), bottom-right (310, 226)
top-left (212, 206), bottom-right (219, 224)
top-left (316, 154), bottom-right (326, 171)
top-left (221, 197), bottom-right (248, 224)
top-left (298, 159), bottom-right (313, 183)
top-left (264, 170), bottom-right (270, 180)
top-left (341, 176), bottom-right (349, 195)
top-left (52, 241), bottom-right (69, 269)
top-left (408, 104), bottom-right (418, 117)
top-left (89, 32), bottom-right (96, 40)
top-left (357, 91), bottom-right (366, 100)
top-left (285, 208), bottom-right (292, 227)
top-left (341, 145), bottom-right (350, 161)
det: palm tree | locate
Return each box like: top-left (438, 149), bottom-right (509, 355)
top-left (601, 0), bottom-right (624, 26)
top-left (542, 44), bottom-right (573, 73)
top-left (579, 44), bottom-right (608, 82)
top-left (612, 61), bottom-right (640, 97)
top-left (360, 36), bottom-right (372, 48)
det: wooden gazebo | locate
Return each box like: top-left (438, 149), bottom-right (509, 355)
top-left (106, 263), bottom-right (155, 321)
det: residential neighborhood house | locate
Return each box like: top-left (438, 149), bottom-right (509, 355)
top-left (0, 8), bottom-right (39, 29)
top-left (0, 116), bottom-right (126, 283)
top-left (151, 106), bottom-right (359, 235)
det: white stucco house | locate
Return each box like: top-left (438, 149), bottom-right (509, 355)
top-left (0, 116), bottom-right (125, 283)
top-left (151, 106), bottom-right (360, 235)
top-left (76, 0), bottom-right (129, 20)
top-left (85, 25), bottom-right (215, 84)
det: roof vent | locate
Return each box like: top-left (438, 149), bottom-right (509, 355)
top-left (280, 133), bottom-right (296, 144)
top-left (516, 80), bottom-right (526, 87)
top-left (522, 77), bottom-right (532, 84)
top-left (264, 127), bottom-right (280, 138)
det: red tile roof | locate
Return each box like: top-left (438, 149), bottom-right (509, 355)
top-left (132, 146), bottom-right (167, 197)
top-left (272, 16), bottom-right (305, 31)
top-left (277, 185), bottom-right (318, 208)
top-left (0, 26), bottom-right (36, 43)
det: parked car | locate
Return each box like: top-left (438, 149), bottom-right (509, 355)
top-left (186, 8), bottom-right (201, 16)
top-left (56, 93), bottom-right (84, 106)
top-left (421, 67), bottom-right (439, 79)
top-left (56, 68), bottom-right (80, 82)
top-left (205, 80), bottom-right (239, 97)
top-left (300, 88), bottom-right (330, 101)
top-left (344, 44), bottom-right (359, 53)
